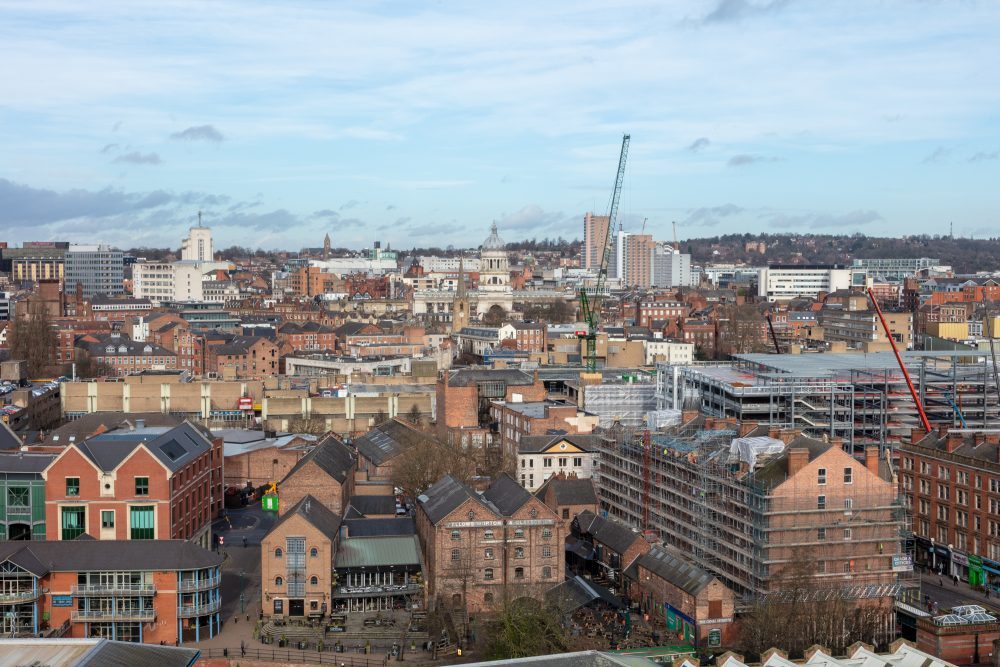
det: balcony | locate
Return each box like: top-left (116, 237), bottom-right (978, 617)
top-left (178, 576), bottom-right (221, 592)
top-left (177, 598), bottom-right (221, 617)
top-left (71, 584), bottom-right (156, 596)
top-left (0, 590), bottom-right (39, 605)
top-left (72, 608), bottom-right (156, 622)
top-left (5, 505), bottom-right (31, 518)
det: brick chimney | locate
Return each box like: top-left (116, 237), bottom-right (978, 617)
top-left (937, 424), bottom-right (949, 438)
top-left (739, 421), bottom-right (759, 437)
top-left (864, 446), bottom-right (880, 474)
top-left (779, 428), bottom-right (798, 444)
top-left (681, 408), bottom-right (699, 424)
top-left (704, 417), bottom-right (715, 430)
top-left (909, 427), bottom-right (927, 443)
top-left (974, 432), bottom-right (987, 447)
top-left (945, 431), bottom-right (964, 454)
top-left (767, 425), bottom-right (781, 440)
top-left (787, 448), bottom-right (809, 476)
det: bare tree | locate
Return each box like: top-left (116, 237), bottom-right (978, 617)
top-left (71, 350), bottom-right (113, 379)
top-left (391, 437), bottom-right (478, 500)
top-left (485, 588), bottom-right (567, 660)
top-left (717, 304), bottom-right (768, 358)
top-left (739, 547), bottom-right (892, 659)
top-left (483, 305), bottom-right (507, 326)
top-left (405, 402), bottom-right (424, 428)
top-left (8, 304), bottom-right (57, 377)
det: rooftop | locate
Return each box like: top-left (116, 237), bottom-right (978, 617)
top-left (335, 535), bottom-right (422, 569)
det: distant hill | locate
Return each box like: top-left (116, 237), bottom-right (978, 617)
top-left (682, 234), bottom-right (1000, 275)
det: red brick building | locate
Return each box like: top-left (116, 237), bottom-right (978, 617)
top-left (435, 368), bottom-right (547, 448)
top-left (75, 332), bottom-right (178, 377)
top-left (899, 427), bottom-right (1000, 580)
top-left (276, 321), bottom-right (337, 354)
top-left (416, 474), bottom-right (564, 613)
top-left (534, 475), bottom-right (598, 528)
top-left (277, 435), bottom-right (356, 518)
top-left (204, 335), bottom-right (278, 379)
top-left (498, 322), bottom-right (547, 354)
top-left (147, 316), bottom-right (203, 375)
top-left (636, 301), bottom-right (688, 328)
top-left (42, 421), bottom-right (223, 549)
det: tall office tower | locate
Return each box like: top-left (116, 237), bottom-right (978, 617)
top-left (582, 212), bottom-right (611, 270)
top-left (181, 225), bottom-right (214, 262)
top-left (64, 244), bottom-right (124, 298)
top-left (651, 244), bottom-right (693, 288)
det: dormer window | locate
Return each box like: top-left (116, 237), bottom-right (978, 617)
top-left (143, 345), bottom-right (152, 354)
top-left (118, 345), bottom-right (127, 353)
top-left (105, 346), bottom-right (114, 354)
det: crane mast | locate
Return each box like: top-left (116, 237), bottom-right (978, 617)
top-left (580, 133), bottom-right (630, 372)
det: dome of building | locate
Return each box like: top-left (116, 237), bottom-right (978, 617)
top-left (482, 223), bottom-right (505, 251)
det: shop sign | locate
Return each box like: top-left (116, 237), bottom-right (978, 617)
top-left (892, 554), bottom-right (914, 572)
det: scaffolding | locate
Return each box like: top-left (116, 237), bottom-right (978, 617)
top-left (657, 351), bottom-right (1000, 451)
top-left (594, 419), bottom-right (914, 607)
top-left (583, 381), bottom-right (657, 428)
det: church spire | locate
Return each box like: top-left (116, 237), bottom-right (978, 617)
top-left (456, 255), bottom-right (467, 298)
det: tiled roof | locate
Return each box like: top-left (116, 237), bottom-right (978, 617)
top-left (481, 474), bottom-right (533, 516)
top-left (0, 540), bottom-right (221, 575)
top-left (281, 434), bottom-right (354, 485)
top-left (634, 546), bottom-right (715, 596)
top-left (576, 511), bottom-right (642, 555)
top-left (353, 418), bottom-right (436, 466)
top-left (269, 494), bottom-right (342, 541)
top-left (417, 475), bottom-right (482, 525)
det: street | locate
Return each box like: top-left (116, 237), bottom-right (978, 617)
top-left (918, 571), bottom-right (1000, 615)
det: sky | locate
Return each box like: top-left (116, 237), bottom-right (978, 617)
top-left (2, 0), bottom-right (999, 251)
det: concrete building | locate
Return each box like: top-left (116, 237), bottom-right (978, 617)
top-left (180, 225), bottom-right (213, 262)
top-left (2, 243), bottom-right (67, 284)
top-left (818, 307), bottom-right (913, 351)
top-left (41, 421), bottom-right (223, 549)
top-left (582, 213), bottom-right (611, 270)
top-left (852, 257), bottom-right (942, 281)
top-left (63, 245), bottom-right (124, 298)
top-left (758, 264), bottom-right (858, 301)
top-left (651, 246), bottom-right (693, 288)
top-left (0, 539), bottom-right (221, 643)
top-left (415, 474), bottom-right (563, 613)
top-left (611, 231), bottom-right (654, 288)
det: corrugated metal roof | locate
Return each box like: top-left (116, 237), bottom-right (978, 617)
top-left (335, 535), bottom-right (421, 569)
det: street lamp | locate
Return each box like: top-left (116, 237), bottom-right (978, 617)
top-left (239, 570), bottom-right (246, 614)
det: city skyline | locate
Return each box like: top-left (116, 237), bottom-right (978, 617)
top-left (2, 0), bottom-right (999, 250)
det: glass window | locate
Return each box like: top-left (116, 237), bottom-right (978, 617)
top-left (275, 548), bottom-right (283, 558)
top-left (844, 467), bottom-right (853, 484)
top-left (514, 529), bottom-right (524, 539)
top-left (484, 568), bottom-right (494, 580)
top-left (66, 477), bottom-right (80, 497)
top-left (817, 527), bottom-right (826, 541)
top-left (61, 506), bottom-right (86, 540)
top-left (135, 477), bottom-right (149, 496)
top-left (101, 510), bottom-right (115, 529)
top-left (451, 530), bottom-right (460, 541)
top-left (310, 547), bottom-right (318, 557)
top-left (542, 529), bottom-right (552, 539)
top-left (451, 549), bottom-right (460, 561)
top-left (817, 495), bottom-right (826, 510)
top-left (310, 576), bottom-right (318, 585)
top-left (7, 487), bottom-right (28, 507)
top-left (275, 576), bottom-right (283, 586)
top-left (129, 506), bottom-right (155, 540)
top-left (484, 530), bottom-right (494, 540)
top-left (542, 566), bottom-right (552, 578)
top-left (485, 548), bottom-right (494, 559)
top-left (514, 567), bottom-right (524, 579)
top-left (514, 547), bottom-right (524, 558)
top-left (817, 468), bottom-right (827, 485)
top-left (542, 546), bottom-right (552, 557)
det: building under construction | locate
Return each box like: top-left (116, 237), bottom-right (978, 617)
top-left (595, 415), bottom-right (912, 611)
top-left (657, 351), bottom-right (1000, 451)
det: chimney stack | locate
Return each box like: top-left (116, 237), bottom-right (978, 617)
top-left (945, 431), bottom-right (964, 454)
top-left (787, 448), bottom-right (809, 477)
top-left (739, 421), bottom-right (759, 437)
top-left (909, 427), bottom-right (927, 443)
top-left (864, 446), bottom-right (880, 474)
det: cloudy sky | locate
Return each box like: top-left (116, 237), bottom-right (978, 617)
top-left (2, 0), bottom-right (999, 251)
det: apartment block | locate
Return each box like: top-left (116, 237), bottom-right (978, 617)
top-left (0, 539), bottom-right (221, 643)
top-left (63, 245), bottom-right (124, 299)
top-left (582, 213), bottom-right (611, 270)
top-left (42, 421), bottom-right (223, 549)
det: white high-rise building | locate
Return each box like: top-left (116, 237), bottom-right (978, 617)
top-left (650, 245), bottom-right (693, 288)
top-left (181, 226), bottom-right (213, 262)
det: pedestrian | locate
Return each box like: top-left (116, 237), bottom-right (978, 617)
top-left (234, 616), bottom-right (239, 624)
top-left (954, 574), bottom-right (959, 586)
top-left (939, 576), bottom-right (944, 586)
top-left (241, 640), bottom-right (246, 657)
top-left (243, 536), bottom-right (247, 548)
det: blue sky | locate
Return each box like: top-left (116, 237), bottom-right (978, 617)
top-left (1, 0), bottom-right (999, 251)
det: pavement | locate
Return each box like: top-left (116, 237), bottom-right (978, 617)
top-left (917, 570), bottom-right (1000, 614)
top-left (186, 504), bottom-right (275, 651)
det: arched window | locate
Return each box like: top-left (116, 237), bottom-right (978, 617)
top-left (275, 576), bottom-right (283, 586)
top-left (310, 575), bottom-right (319, 585)
top-left (484, 592), bottom-right (494, 604)
top-left (274, 547), bottom-right (283, 558)
top-left (310, 547), bottom-right (318, 557)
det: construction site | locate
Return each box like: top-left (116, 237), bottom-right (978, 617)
top-left (594, 414), bottom-right (913, 623)
top-left (656, 351), bottom-right (1000, 451)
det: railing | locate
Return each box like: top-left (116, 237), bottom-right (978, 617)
top-left (5, 505), bottom-right (31, 517)
top-left (0, 590), bottom-right (39, 605)
top-left (177, 598), bottom-right (221, 617)
top-left (199, 647), bottom-right (405, 666)
top-left (71, 608), bottom-right (155, 622)
top-left (71, 583), bottom-right (155, 596)
top-left (178, 576), bottom-right (221, 592)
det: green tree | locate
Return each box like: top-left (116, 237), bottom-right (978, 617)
top-left (8, 304), bottom-right (57, 377)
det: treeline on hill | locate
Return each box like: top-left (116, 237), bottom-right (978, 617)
top-left (684, 233), bottom-right (1000, 274)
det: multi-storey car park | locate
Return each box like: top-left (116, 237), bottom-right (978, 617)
top-left (656, 351), bottom-right (1000, 451)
